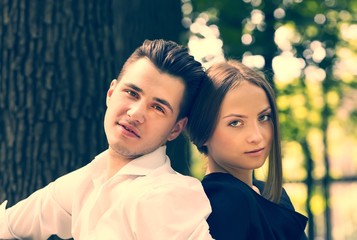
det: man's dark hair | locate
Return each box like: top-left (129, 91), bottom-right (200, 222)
top-left (117, 39), bottom-right (206, 120)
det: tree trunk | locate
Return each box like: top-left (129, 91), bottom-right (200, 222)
top-left (0, 0), bottom-right (188, 216)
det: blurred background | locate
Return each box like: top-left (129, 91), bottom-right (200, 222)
top-left (1, 0), bottom-right (356, 239)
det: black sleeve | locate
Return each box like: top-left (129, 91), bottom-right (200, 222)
top-left (279, 187), bottom-right (295, 211)
top-left (280, 188), bottom-right (309, 240)
top-left (203, 181), bottom-right (251, 240)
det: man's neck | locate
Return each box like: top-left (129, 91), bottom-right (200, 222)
top-left (106, 148), bottom-right (132, 180)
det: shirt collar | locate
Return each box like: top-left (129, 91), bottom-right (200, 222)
top-left (91, 145), bottom-right (170, 179)
top-left (117, 145), bottom-right (168, 176)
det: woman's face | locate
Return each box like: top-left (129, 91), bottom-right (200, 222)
top-left (205, 80), bottom-right (273, 175)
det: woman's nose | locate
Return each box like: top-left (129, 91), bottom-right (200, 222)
top-left (246, 123), bottom-right (263, 144)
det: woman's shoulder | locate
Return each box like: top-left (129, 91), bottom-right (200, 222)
top-left (202, 173), bottom-right (257, 207)
top-left (202, 173), bottom-right (255, 237)
top-left (253, 179), bottom-right (308, 234)
top-left (252, 179), bottom-right (295, 210)
top-left (202, 172), bottom-right (252, 192)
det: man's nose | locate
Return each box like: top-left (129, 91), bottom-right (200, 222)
top-left (126, 102), bottom-right (145, 124)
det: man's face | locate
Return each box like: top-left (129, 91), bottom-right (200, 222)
top-left (104, 58), bottom-right (187, 160)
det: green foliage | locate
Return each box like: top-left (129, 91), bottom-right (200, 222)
top-left (189, 0), bottom-right (357, 239)
top-left (190, 0), bottom-right (357, 168)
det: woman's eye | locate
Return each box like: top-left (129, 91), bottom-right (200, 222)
top-left (153, 105), bottom-right (165, 113)
top-left (259, 114), bottom-right (271, 122)
top-left (229, 120), bottom-right (242, 127)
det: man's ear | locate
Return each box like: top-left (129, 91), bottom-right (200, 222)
top-left (167, 117), bottom-right (188, 141)
top-left (106, 79), bottom-right (118, 106)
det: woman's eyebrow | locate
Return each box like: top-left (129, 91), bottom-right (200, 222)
top-left (223, 107), bottom-right (271, 119)
top-left (223, 113), bottom-right (246, 119)
top-left (259, 107), bottom-right (271, 115)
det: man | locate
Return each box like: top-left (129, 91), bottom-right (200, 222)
top-left (0, 39), bottom-right (213, 239)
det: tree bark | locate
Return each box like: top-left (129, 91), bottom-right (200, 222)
top-left (0, 0), bottom-right (189, 215)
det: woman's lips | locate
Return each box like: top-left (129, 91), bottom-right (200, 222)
top-left (244, 147), bottom-right (264, 157)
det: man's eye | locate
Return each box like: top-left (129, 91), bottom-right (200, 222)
top-left (229, 120), bottom-right (242, 127)
top-left (153, 105), bottom-right (165, 113)
top-left (125, 90), bottom-right (138, 98)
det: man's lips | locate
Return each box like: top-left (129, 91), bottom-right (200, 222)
top-left (117, 122), bottom-right (140, 138)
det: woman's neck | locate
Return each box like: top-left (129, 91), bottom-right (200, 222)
top-left (206, 157), bottom-right (255, 188)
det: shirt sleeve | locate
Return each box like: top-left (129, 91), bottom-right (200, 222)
top-left (0, 166), bottom-right (87, 240)
top-left (128, 175), bottom-right (213, 240)
top-left (0, 200), bottom-right (12, 238)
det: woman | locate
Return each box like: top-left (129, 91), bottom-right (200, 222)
top-left (187, 60), bottom-right (308, 239)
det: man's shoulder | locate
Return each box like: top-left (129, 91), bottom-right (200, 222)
top-left (121, 173), bottom-right (209, 213)
top-left (140, 172), bottom-right (203, 193)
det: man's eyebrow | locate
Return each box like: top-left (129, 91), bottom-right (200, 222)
top-left (125, 83), bottom-right (143, 93)
top-left (124, 83), bottom-right (174, 113)
top-left (153, 97), bottom-right (174, 113)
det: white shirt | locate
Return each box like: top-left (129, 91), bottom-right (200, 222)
top-left (0, 146), bottom-right (213, 240)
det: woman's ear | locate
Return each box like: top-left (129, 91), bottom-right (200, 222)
top-left (106, 79), bottom-right (118, 106)
top-left (167, 117), bottom-right (188, 141)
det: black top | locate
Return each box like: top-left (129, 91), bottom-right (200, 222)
top-left (202, 172), bottom-right (308, 240)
